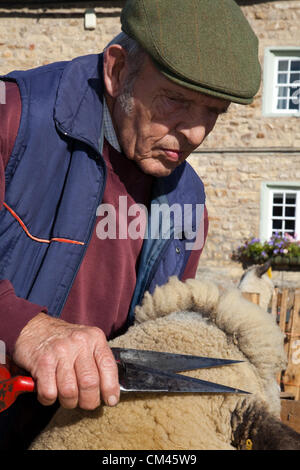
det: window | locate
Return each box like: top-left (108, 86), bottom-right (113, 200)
top-left (271, 190), bottom-right (297, 236)
top-left (263, 48), bottom-right (300, 117)
top-left (260, 183), bottom-right (300, 241)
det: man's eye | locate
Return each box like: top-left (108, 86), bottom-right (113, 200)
top-left (165, 96), bottom-right (187, 108)
top-left (165, 96), bottom-right (178, 104)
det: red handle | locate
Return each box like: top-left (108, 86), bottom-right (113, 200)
top-left (0, 375), bottom-right (35, 413)
top-left (0, 364), bottom-right (11, 381)
top-left (14, 375), bottom-right (35, 394)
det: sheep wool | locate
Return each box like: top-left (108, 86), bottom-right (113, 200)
top-left (30, 277), bottom-right (288, 450)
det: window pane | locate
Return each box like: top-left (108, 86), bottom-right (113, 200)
top-left (278, 73), bottom-right (288, 84)
top-left (286, 193), bottom-right (296, 204)
top-left (285, 219), bottom-right (295, 230)
top-left (273, 193), bottom-right (283, 204)
top-left (289, 98), bottom-right (300, 110)
top-left (284, 231), bottom-right (295, 238)
top-left (273, 206), bottom-right (283, 216)
top-left (291, 60), bottom-right (300, 71)
top-left (273, 219), bottom-right (282, 229)
top-left (289, 86), bottom-right (300, 109)
top-left (290, 73), bottom-right (300, 83)
top-left (285, 206), bottom-right (295, 217)
top-left (278, 60), bottom-right (289, 71)
top-left (278, 86), bottom-right (288, 97)
top-left (277, 99), bottom-right (287, 109)
top-left (290, 84), bottom-right (300, 91)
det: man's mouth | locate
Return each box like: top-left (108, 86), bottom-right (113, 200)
top-left (161, 149), bottom-right (184, 161)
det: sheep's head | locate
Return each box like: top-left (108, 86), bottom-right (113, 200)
top-left (238, 261), bottom-right (274, 311)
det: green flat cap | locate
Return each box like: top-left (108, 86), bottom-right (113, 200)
top-left (121, 0), bottom-right (261, 104)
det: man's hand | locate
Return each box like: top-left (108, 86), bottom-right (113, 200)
top-left (13, 313), bottom-right (120, 410)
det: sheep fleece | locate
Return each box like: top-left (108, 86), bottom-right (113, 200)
top-left (30, 277), bottom-right (286, 450)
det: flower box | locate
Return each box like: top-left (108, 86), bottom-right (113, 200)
top-left (232, 233), bottom-right (300, 271)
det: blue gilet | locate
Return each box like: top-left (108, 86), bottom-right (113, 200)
top-left (0, 54), bottom-right (206, 327)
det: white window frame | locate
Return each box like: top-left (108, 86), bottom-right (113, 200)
top-left (263, 47), bottom-right (300, 117)
top-left (260, 182), bottom-right (300, 241)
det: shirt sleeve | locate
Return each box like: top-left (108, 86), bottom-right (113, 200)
top-left (0, 81), bottom-right (22, 209)
top-left (0, 81), bottom-right (47, 356)
top-left (181, 204), bottom-right (209, 281)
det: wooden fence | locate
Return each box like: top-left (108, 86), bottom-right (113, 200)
top-left (243, 287), bottom-right (300, 400)
top-left (242, 287), bottom-right (300, 432)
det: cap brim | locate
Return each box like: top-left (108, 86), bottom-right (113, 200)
top-left (155, 59), bottom-right (254, 105)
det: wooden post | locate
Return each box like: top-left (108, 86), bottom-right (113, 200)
top-left (276, 289), bottom-right (289, 390)
top-left (281, 399), bottom-right (300, 433)
top-left (241, 288), bottom-right (300, 400)
top-left (271, 287), bottom-right (278, 318)
top-left (281, 289), bottom-right (300, 400)
top-left (279, 288), bottom-right (289, 334)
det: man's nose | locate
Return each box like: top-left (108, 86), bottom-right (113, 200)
top-left (175, 121), bottom-right (208, 147)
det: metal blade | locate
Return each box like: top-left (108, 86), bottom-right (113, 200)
top-left (112, 347), bottom-right (243, 373)
top-left (117, 362), bottom-right (250, 394)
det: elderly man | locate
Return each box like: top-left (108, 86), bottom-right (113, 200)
top-left (0, 0), bottom-right (260, 449)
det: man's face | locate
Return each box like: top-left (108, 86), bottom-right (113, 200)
top-left (106, 53), bottom-right (230, 177)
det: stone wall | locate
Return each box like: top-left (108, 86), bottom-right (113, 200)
top-left (188, 149), bottom-right (300, 264)
top-left (1, 0), bottom-right (299, 149)
top-left (0, 0), bottom-right (299, 281)
top-left (0, 1), bottom-right (299, 148)
top-left (0, 2), bottom-right (124, 73)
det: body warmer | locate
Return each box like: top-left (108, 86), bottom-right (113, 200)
top-left (0, 53), bottom-right (206, 327)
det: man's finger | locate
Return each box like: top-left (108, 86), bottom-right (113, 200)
top-left (56, 358), bottom-right (79, 409)
top-left (94, 346), bottom-right (120, 407)
top-left (34, 353), bottom-right (58, 406)
top-left (74, 354), bottom-right (100, 410)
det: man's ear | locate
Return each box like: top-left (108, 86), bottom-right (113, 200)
top-left (103, 45), bottom-right (128, 98)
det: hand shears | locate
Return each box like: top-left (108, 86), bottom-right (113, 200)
top-left (0, 348), bottom-right (249, 413)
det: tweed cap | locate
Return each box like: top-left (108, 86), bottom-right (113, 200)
top-left (121, 0), bottom-right (261, 104)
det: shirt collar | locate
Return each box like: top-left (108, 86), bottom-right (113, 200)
top-left (101, 96), bottom-right (122, 153)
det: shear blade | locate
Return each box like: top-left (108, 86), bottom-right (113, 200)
top-left (118, 362), bottom-right (249, 394)
top-left (112, 347), bottom-right (243, 373)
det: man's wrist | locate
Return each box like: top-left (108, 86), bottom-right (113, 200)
top-left (0, 280), bottom-right (48, 356)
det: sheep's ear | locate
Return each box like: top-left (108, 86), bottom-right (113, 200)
top-left (255, 260), bottom-right (272, 278)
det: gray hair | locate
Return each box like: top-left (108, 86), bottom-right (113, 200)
top-left (105, 31), bottom-right (145, 65)
top-left (104, 32), bottom-right (147, 114)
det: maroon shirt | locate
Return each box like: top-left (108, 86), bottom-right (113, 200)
top-left (0, 81), bottom-right (208, 354)
top-left (61, 139), bottom-right (153, 339)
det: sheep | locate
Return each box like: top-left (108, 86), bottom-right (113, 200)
top-left (29, 276), bottom-right (300, 450)
top-left (238, 261), bottom-right (274, 311)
